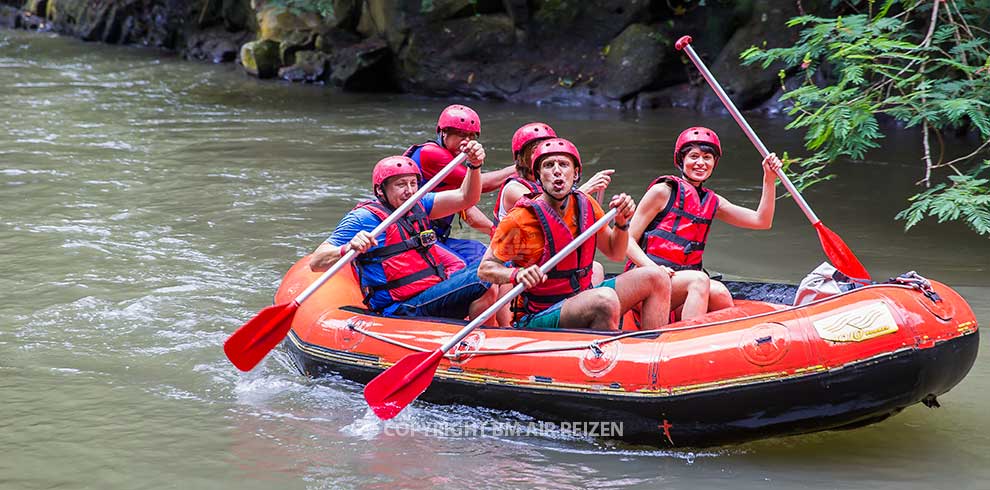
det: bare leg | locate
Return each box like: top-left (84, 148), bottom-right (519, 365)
top-left (558, 288), bottom-right (621, 331)
top-left (612, 267), bottom-right (671, 329)
top-left (708, 279), bottom-right (734, 313)
top-left (494, 283), bottom-right (514, 326)
top-left (591, 261), bottom-right (605, 287)
top-left (670, 270), bottom-right (711, 321)
top-left (468, 286), bottom-right (499, 326)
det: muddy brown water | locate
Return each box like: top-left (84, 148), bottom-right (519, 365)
top-left (2, 29), bottom-right (987, 489)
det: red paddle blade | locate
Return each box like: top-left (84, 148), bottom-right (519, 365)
top-left (814, 221), bottom-right (871, 281)
top-left (223, 301), bottom-right (299, 372)
top-left (364, 350), bottom-right (444, 420)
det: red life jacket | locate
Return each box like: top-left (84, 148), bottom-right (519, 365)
top-left (493, 177), bottom-right (541, 224)
top-left (512, 192), bottom-right (596, 322)
top-left (354, 200), bottom-right (449, 307)
top-left (403, 140), bottom-right (458, 238)
top-left (631, 175), bottom-right (719, 271)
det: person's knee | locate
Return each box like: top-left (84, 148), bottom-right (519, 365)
top-left (588, 288), bottom-right (620, 326)
top-left (709, 281), bottom-right (734, 309)
top-left (684, 271), bottom-right (710, 294)
top-left (642, 267), bottom-right (671, 293)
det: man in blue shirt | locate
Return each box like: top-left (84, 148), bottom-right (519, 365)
top-left (309, 141), bottom-right (497, 321)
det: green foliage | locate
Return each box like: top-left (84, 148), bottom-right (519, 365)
top-left (266, 0), bottom-right (335, 18)
top-left (896, 162), bottom-right (990, 235)
top-left (740, 0), bottom-right (990, 236)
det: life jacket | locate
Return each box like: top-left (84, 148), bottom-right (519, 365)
top-left (493, 177), bottom-right (541, 224)
top-left (630, 175), bottom-right (719, 271)
top-left (353, 200), bottom-right (449, 311)
top-left (404, 139), bottom-right (456, 240)
top-left (512, 192), bottom-right (596, 322)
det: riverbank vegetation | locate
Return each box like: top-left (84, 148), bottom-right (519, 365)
top-left (741, 0), bottom-right (990, 235)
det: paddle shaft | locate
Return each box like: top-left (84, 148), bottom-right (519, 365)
top-left (439, 208), bottom-right (619, 352)
top-left (677, 39), bottom-right (819, 226)
top-left (294, 153), bottom-right (469, 305)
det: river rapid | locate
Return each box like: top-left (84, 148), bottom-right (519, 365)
top-left (1, 29), bottom-right (988, 490)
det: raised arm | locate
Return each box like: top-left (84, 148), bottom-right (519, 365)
top-left (431, 140), bottom-right (485, 219)
top-left (715, 153), bottom-right (781, 230)
top-left (595, 193), bottom-right (635, 261)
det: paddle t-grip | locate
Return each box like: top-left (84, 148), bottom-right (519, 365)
top-left (675, 36), bottom-right (692, 51)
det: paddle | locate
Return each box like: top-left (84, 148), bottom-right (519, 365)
top-left (675, 36), bottom-right (870, 281)
top-left (223, 153), bottom-right (469, 372)
top-left (364, 207), bottom-right (621, 419)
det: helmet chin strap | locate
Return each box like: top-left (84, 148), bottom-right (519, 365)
top-left (543, 188), bottom-right (571, 211)
top-left (376, 186), bottom-right (396, 209)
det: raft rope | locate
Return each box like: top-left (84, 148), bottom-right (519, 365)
top-left (345, 273), bottom-right (941, 359)
top-left (346, 320), bottom-right (718, 359)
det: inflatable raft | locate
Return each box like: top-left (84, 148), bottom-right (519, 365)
top-left (277, 256), bottom-right (979, 447)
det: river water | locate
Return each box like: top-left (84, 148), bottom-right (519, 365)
top-left (1, 29), bottom-right (987, 490)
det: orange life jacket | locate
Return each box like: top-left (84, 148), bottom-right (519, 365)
top-left (512, 192), bottom-right (596, 322)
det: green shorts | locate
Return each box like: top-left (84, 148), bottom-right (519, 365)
top-left (515, 278), bottom-right (617, 330)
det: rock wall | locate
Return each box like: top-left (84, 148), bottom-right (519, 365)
top-left (0, 0), bottom-right (819, 114)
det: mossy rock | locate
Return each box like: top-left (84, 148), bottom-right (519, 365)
top-left (279, 50), bottom-right (330, 83)
top-left (257, 6), bottom-right (323, 42)
top-left (602, 23), bottom-right (667, 100)
top-left (240, 39), bottom-right (280, 79)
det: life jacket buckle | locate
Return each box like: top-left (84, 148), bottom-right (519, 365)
top-left (417, 229), bottom-right (438, 248)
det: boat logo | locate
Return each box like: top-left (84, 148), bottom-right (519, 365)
top-left (813, 302), bottom-right (899, 343)
top-left (451, 331), bottom-right (485, 365)
top-left (580, 341), bottom-right (620, 378)
top-left (317, 314), bottom-right (375, 351)
top-left (739, 323), bottom-right (790, 366)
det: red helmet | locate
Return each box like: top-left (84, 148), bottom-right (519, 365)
top-left (372, 155), bottom-right (421, 189)
top-left (511, 122), bottom-right (557, 155)
top-left (530, 137), bottom-right (581, 178)
top-left (436, 104), bottom-right (481, 135)
top-left (674, 127), bottom-right (721, 168)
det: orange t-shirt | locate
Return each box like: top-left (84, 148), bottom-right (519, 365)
top-left (491, 193), bottom-right (605, 267)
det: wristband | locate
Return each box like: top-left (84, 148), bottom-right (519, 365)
top-left (509, 268), bottom-right (520, 285)
top-left (339, 244), bottom-right (350, 256)
top-left (465, 161), bottom-right (482, 169)
top-left (615, 222), bottom-right (630, 231)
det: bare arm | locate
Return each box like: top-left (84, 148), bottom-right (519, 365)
top-left (431, 140), bottom-right (485, 219)
top-left (309, 231), bottom-right (377, 271)
top-left (461, 205), bottom-right (495, 235)
top-left (478, 246), bottom-right (546, 288)
top-left (595, 193), bottom-right (635, 261)
top-left (626, 182), bottom-right (671, 267)
top-left (499, 180), bottom-right (530, 217)
top-left (478, 247), bottom-right (514, 284)
top-left (715, 153), bottom-right (781, 230)
top-left (480, 164), bottom-right (517, 193)
top-left (577, 169), bottom-right (614, 196)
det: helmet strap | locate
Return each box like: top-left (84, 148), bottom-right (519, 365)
top-left (543, 189), bottom-right (570, 213)
top-left (375, 185), bottom-right (397, 210)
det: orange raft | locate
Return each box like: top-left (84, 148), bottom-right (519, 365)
top-left (277, 257), bottom-right (979, 447)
